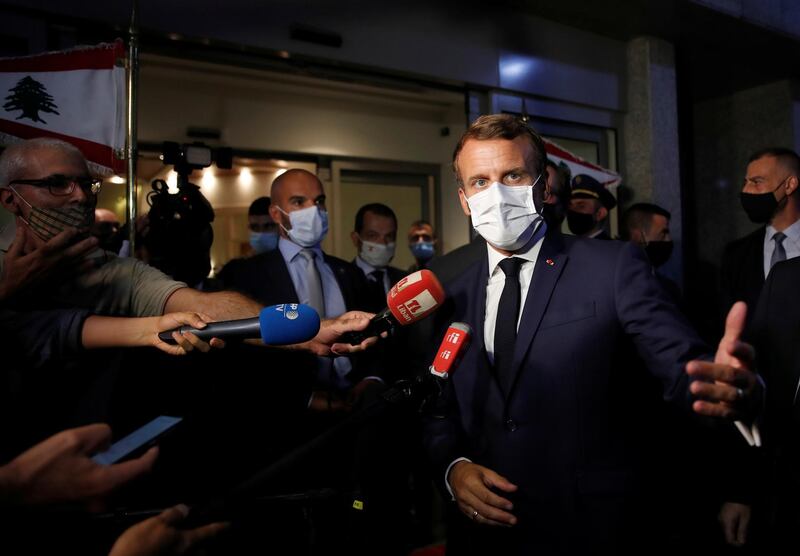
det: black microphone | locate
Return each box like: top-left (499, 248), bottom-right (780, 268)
top-left (342, 269), bottom-right (446, 344)
top-left (157, 303), bottom-right (320, 345)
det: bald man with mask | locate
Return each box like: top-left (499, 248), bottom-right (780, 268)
top-left (218, 169), bottom-right (374, 400)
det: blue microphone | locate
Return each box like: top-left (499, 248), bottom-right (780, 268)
top-left (157, 303), bottom-right (320, 345)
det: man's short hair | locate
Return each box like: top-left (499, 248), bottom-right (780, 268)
top-left (354, 203), bottom-right (397, 234)
top-left (0, 137), bottom-right (86, 187)
top-left (748, 147), bottom-right (800, 175)
top-left (452, 114), bottom-right (548, 185)
top-left (620, 202), bottom-right (671, 240)
top-left (410, 219), bottom-right (433, 230)
top-left (248, 196), bottom-right (271, 216)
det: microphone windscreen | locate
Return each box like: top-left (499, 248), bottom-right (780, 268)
top-left (259, 303), bottom-right (321, 345)
top-left (385, 269), bottom-right (445, 326)
top-left (430, 322), bottom-right (473, 378)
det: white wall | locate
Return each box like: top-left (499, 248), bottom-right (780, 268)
top-left (137, 56), bottom-right (470, 253)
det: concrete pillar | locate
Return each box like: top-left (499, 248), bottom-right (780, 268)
top-left (623, 36), bottom-right (684, 286)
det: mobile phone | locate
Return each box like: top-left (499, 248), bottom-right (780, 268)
top-left (92, 416), bottom-right (183, 466)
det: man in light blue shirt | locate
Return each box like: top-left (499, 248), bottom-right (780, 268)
top-left (721, 147), bottom-right (800, 316)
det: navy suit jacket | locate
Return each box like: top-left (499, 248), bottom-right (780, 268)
top-left (749, 256), bottom-right (800, 456)
top-left (424, 230), bottom-right (710, 554)
top-left (218, 248), bottom-right (368, 311)
top-left (218, 248), bottom-right (376, 384)
top-left (720, 226), bottom-right (765, 320)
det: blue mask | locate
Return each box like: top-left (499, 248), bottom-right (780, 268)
top-left (250, 231), bottom-right (279, 254)
top-left (409, 241), bottom-right (435, 262)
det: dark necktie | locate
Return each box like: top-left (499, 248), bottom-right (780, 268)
top-left (494, 257), bottom-right (524, 395)
top-left (770, 232), bottom-right (787, 270)
top-left (370, 269), bottom-right (386, 291)
top-left (368, 269), bottom-right (386, 309)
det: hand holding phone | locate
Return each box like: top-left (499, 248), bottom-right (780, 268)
top-left (92, 416), bottom-right (183, 466)
top-left (0, 424), bottom-right (158, 506)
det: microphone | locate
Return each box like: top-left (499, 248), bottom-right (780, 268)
top-left (158, 303), bottom-right (321, 345)
top-left (178, 320), bottom-right (473, 528)
top-left (429, 322), bottom-right (473, 380)
top-left (341, 269), bottom-right (445, 345)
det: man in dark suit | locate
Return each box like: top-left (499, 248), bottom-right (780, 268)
top-left (743, 256), bottom-right (800, 551)
top-left (717, 149), bottom-right (800, 548)
top-left (350, 203), bottom-right (407, 312)
top-left (423, 114), bottom-right (761, 554)
top-left (716, 255), bottom-right (800, 551)
top-left (218, 169), bottom-right (373, 397)
top-left (720, 147), bottom-right (800, 318)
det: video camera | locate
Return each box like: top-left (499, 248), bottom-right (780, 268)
top-left (144, 142), bottom-right (232, 285)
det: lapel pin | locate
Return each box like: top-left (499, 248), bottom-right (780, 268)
top-left (545, 258), bottom-right (555, 266)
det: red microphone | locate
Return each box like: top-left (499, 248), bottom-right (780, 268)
top-left (342, 269), bottom-right (446, 344)
top-left (430, 322), bottom-right (473, 379)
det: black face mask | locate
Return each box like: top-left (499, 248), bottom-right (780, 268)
top-left (740, 179), bottom-right (787, 223)
top-left (644, 240), bottom-right (673, 267)
top-left (566, 210), bottom-right (595, 236)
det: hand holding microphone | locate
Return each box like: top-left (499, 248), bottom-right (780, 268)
top-left (157, 303), bottom-right (321, 346)
top-left (340, 269), bottom-right (446, 345)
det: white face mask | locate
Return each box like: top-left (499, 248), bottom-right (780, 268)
top-left (359, 240), bottom-right (395, 268)
top-left (278, 205), bottom-right (328, 247)
top-left (466, 176), bottom-right (543, 251)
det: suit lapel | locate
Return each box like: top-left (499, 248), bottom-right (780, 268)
top-left (507, 231), bottom-right (568, 399)
top-left (469, 255), bottom-right (489, 357)
top-left (269, 251), bottom-right (300, 303)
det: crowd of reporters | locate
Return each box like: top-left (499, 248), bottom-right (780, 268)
top-left (0, 127), bottom-right (797, 554)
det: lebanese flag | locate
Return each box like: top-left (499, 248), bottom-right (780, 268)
top-left (544, 137), bottom-right (621, 188)
top-left (0, 40), bottom-right (126, 175)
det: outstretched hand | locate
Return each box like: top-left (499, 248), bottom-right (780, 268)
top-left (293, 310), bottom-right (380, 356)
top-left (0, 222), bottom-right (97, 304)
top-left (686, 302), bottom-right (760, 421)
top-left (152, 312), bottom-right (225, 355)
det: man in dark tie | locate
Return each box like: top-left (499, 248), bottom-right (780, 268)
top-left (218, 168), bottom-right (375, 394)
top-left (350, 203), bottom-right (407, 312)
top-left (423, 114), bottom-right (761, 555)
top-left (720, 147), bottom-right (800, 318)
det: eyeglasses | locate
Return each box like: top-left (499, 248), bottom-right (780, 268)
top-left (9, 174), bottom-right (102, 196)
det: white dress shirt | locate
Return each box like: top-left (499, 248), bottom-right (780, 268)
top-left (445, 224), bottom-right (547, 497)
top-left (483, 224), bottom-right (547, 363)
top-left (763, 219), bottom-right (800, 278)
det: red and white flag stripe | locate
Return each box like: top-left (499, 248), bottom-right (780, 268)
top-left (0, 40), bottom-right (126, 174)
top-left (544, 137), bottom-right (621, 188)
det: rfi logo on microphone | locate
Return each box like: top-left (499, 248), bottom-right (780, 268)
top-left (446, 332), bottom-right (461, 344)
top-left (440, 350), bottom-right (452, 360)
